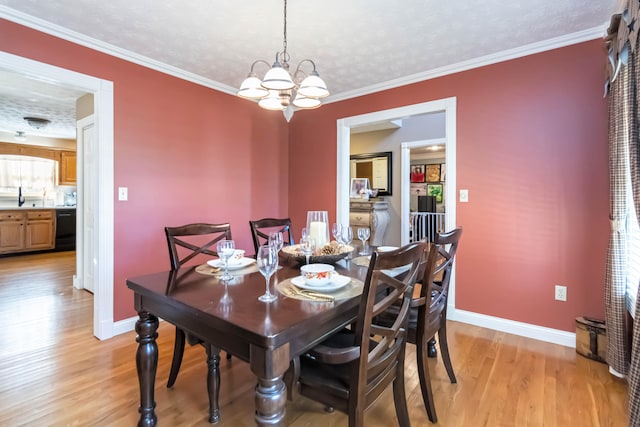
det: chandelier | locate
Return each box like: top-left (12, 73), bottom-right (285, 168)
top-left (237, 0), bottom-right (329, 115)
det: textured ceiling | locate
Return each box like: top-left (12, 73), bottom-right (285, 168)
top-left (0, 0), bottom-right (618, 139)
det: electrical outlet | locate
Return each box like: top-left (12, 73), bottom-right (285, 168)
top-left (555, 285), bottom-right (567, 302)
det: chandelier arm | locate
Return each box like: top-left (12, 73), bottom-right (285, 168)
top-left (292, 59), bottom-right (318, 83)
top-left (249, 59), bottom-right (273, 75)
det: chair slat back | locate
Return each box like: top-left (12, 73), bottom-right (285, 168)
top-left (421, 227), bottom-right (462, 314)
top-left (354, 241), bottom-right (426, 398)
top-left (165, 223), bottom-right (232, 270)
top-left (249, 218), bottom-right (294, 256)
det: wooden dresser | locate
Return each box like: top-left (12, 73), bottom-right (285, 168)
top-left (349, 199), bottom-right (390, 246)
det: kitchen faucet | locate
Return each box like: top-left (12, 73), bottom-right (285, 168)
top-left (18, 186), bottom-right (25, 207)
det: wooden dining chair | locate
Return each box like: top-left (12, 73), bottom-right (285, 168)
top-left (296, 241), bottom-right (426, 427)
top-left (164, 223), bottom-right (232, 423)
top-left (378, 226), bottom-right (462, 423)
top-left (248, 217), bottom-right (294, 256)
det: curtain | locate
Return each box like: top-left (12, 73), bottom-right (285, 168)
top-left (606, 3), bottom-right (640, 425)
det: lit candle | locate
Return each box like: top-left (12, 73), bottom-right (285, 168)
top-left (309, 221), bottom-right (328, 248)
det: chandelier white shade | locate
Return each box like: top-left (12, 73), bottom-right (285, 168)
top-left (237, 0), bottom-right (329, 113)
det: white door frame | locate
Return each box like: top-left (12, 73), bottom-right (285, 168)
top-left (336, 97), bottom-right (457, 304)
top-left (0, 51), bottom-right (115, 340)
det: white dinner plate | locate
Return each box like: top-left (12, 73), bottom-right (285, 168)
top-left (291, 274), bottom-right (351, 292)
top-left (207, 257), bottom-right (256, 270)
top-left (376, 246), bottom-right (399, 252)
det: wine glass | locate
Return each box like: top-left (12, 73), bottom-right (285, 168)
top-left (257, 244), bottom-right (279, 302)
top-left (357, 227), bottom-right (370, 255)
top-left (299, 236), bottom-right (316, 265)
top-left (216, 240), bottom-right (235, 281)
top-left (342, 226), bottom-right (354, 258)
top-left (332, 223), bottom-right (343, 244)
top-left (269, 231), bottom-right (284, 252)
top-left (269, 231), bottom-right (284, 269)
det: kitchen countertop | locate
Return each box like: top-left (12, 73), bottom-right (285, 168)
top-left (0, 206), bottom-right (76, 211)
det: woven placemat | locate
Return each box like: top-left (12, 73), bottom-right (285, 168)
top-left (276, 276), bottom-right (364, 301)
top-left (351, 256), bottom-right (371, 268)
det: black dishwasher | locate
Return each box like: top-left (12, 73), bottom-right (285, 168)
top-left (55, 209), bottom-right (76, 251)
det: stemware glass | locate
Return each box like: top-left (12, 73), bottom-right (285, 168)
top-left (257, 244), bottom-right (279, 302)
top-left (357, 227), bottom-right (370, 255)
top-left (269, 231), bottom-right (284, 269)
top-left (342, 226), bottom-right (354, 258)
top-left (216, 239), bottom-right (235, 281)
top-left (299, 236), bottom-right (316, 265)
top-left (332, 223), bottom-right (343, 244)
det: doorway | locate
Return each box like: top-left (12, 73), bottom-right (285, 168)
top-left (0, 51), bottom-right (115, 339)
top-left (336, 97), bottom-right (457, 236)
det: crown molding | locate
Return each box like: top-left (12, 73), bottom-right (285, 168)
top-left (324, 24), bottom-right (609, 104)
top-left (0, 6), bottom-right (237, 96)
top-left (1, 6), bottom-right (608, 103)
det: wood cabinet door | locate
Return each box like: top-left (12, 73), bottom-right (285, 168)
top-left (25, 220), bottom-right (54, 249)
top-left (59, 151), bottom-right (77, 185)
top-left (0, 220), bottom-right (26, 253)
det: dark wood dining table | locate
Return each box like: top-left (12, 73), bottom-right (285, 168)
top-left (127, 255), bottom-right (371, 427)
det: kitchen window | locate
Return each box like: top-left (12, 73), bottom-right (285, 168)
top-left (0, 154), bottom-right (57, 196)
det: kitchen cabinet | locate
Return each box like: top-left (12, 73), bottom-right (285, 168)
top-left (0, 211), bottom-right (26, 253)
top-left (349, 199), bottom-right (390, 246)
top-left (59, 151), bottom-right (77, 185)
top-left (0, 209), bottom-right (55, 254)
top-left (26, 210), bottom-right (55, 250)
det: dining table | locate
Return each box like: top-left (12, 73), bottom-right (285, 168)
top-left (127, 251), bottom-right (374, 427)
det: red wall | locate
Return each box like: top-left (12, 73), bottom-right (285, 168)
top-left (289, 40), bottom-right (609, 332)
top-left (0, 19), bottom-right (289, 321)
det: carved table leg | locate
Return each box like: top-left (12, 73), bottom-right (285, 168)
top-left (205, 344), bottom-right (221, 423)
top-left (135, 311), bottom-right (159, 427)
top-left (254, 377), bottom-right (287, 426)
top-left (251, 344), bottom-right (290, 426)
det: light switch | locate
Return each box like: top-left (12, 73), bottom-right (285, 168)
top-left (118, 187), bottom-right (128, 201)
top-left (459, 189), bottom-right (469, 203)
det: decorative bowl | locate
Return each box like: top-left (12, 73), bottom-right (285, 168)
top-left (300, 263), bottom-right (335, 286)
top-left (281, 243), bottom-right (353, 265)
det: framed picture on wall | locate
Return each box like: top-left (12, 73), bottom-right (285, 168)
top-left (410, 165), bottom-right (425, 183)
top-left (427, 183), bottom-right (443, 203)
top-left (426, 164), bottom-right (441, 183)
top-left (410, 183), bottom-right (427, 195)
top-left (440, 163), bottom-right (446, 182)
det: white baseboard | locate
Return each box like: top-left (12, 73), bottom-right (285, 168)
top-left (111, 309), bottom-right (576, 349)
top-left (113, 316), bottom-right (138, 336)
top-left (448, 307), bottom-right (576, 348)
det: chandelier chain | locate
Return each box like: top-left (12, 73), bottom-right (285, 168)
top-left (282, 0), bottom-right (288, 60)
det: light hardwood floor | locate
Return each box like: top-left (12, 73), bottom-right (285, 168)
top-left (0, 251), bottom-right (629, 426)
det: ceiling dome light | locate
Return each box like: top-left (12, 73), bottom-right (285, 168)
top-left (23, 116), bottom-right (51, 129)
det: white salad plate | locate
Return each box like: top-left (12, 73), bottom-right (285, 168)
top-left (207, 257), bottom-right (255, 270)
top-left (291, 274), bottom-right (351, 292)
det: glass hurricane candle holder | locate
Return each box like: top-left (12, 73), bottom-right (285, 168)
top-left (306, 210), bottom-right (329, 250)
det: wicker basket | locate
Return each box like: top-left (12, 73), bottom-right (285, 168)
top-left (281, 244), bottom-right (353, 265)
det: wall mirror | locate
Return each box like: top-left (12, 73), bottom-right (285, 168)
top-left (349, 151), bottom-right (392, 196)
